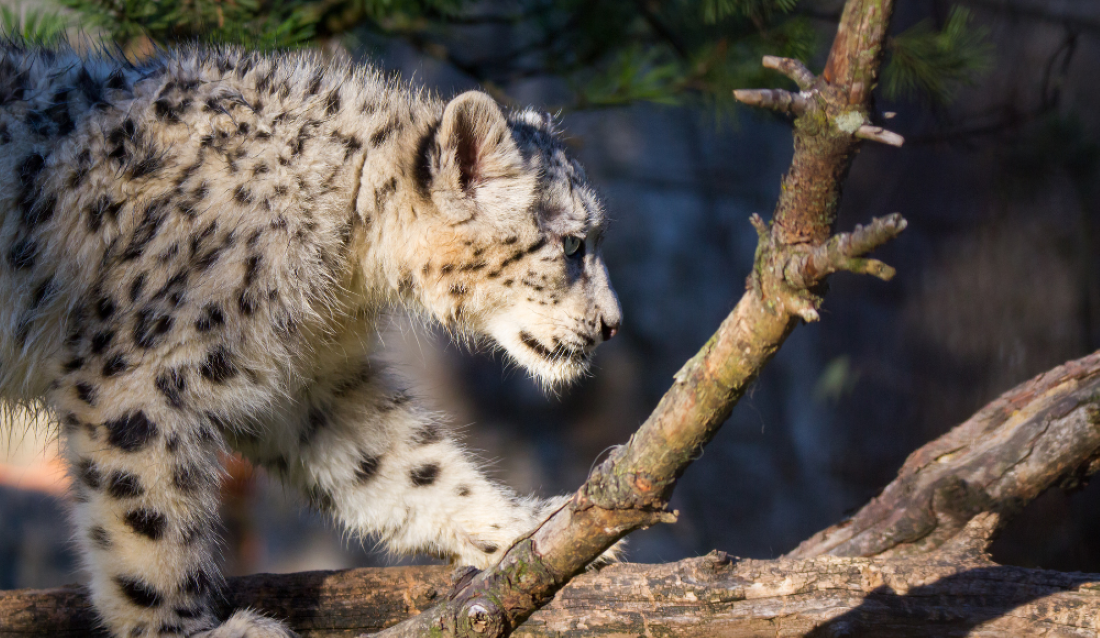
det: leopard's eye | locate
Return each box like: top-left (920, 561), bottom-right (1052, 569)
top-left (563, 236), bottom-right (584, 257)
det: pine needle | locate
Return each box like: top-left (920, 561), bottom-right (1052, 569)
top-left (0, 5), bottom-right (69, 45)
top-left (883, 7), bottom-right (992, 105)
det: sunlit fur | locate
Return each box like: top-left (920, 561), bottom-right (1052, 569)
top-left (0, 41), bottom-right (620, 638)
top-left (356, 97), bottom-right (622, 389)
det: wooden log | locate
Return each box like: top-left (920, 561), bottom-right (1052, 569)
top-left (789, 350), bottom-right (1100, 559)
top-left (4, 554), bottom-right (1099, 637)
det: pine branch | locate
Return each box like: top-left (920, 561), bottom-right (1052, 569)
top-left (883, 6), bottom-right (992, 104)
top-left (53, 0), bottom-right (823, 110)
top-left (703, 0), bottom-right (799, 24)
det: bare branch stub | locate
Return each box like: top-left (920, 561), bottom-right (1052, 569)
top-left (743, 213), bottom-right (907, 326)
top-left (733, 88), bottom-right (808, 115)
top-left (783, 213), bottom-right (908, 290)
top-left (762, 55), bottom-right (817, 90)
top-left (856, 123), bottom-right (905, 146)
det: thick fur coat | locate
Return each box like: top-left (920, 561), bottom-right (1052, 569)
top-left (0, 43), bottom-right (620, 637)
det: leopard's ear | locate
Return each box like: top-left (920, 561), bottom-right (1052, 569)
top-left (429, 91), bottom-right (530, 221)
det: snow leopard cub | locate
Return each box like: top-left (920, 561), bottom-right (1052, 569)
top-left (0, 43), bottom-right (620, 637)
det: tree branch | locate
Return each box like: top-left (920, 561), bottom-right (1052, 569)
top-left (782, 213), bottom-right (908, 290)
top-left (855, 123), bottom-right (905, 146)
top-left (762, 54), bottom-right (817, 90)
top-left (788, 349), bottom-right (1100, 560)
top-left (365, 0), bottom-right (906, 636)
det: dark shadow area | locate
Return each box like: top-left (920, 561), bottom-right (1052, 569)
top-left (992, 479), bottom-right (1100, 572)
top-left (220, 571), bottom-right (328, 632)
top-left (805, 564), bottom-right (1099, 637)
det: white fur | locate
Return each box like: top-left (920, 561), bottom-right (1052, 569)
top-left (0, 43), bottom-right (620, 637)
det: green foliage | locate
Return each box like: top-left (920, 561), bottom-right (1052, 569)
top-left (46, 0), bottom-right (819, 109)
top-left (44, 0), bottom-right (819, 109)
top-left (46, 0), bottom-right (988, 112)
top-left (0, 5), bottom-right (68, 45)
top-left (575, 44), bottom-right (684, 108)
top-left (703, 0), bottom-right (798, 24)
top-left (883, 7), bottom-right (991, 105)
top-left (52, 0), bottom-right (479, 48)
top-left (503, 0), bottom-right (817, 110)
top-left (813, 355), bottom-right (860, 404)
top-left (54, 0), bottom-right (322, 48)
top-left (352, 0), bottom-right (469, 20)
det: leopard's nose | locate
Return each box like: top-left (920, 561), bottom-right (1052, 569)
top-left (600, 317), bottom-right (620, 342)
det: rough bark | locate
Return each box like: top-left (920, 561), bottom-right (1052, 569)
top-left (773, 0), bottom-right (894, 246)
top-left (788, 350), bottom-right (1100, 560)
top-left (5, 357), bottom-right (1100, 636)
top-left (6, 551), bottom-right (1100, 638)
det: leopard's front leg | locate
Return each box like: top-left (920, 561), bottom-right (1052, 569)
top-left (232, 354), bottom-right (559, 569)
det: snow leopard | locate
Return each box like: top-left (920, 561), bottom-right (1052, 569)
top-left (0, 42), bottom-right (621, 637)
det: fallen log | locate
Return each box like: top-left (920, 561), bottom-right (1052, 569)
top-left (789, 351), bottom-right (1100, 560)
top-left (5, 550), bottom-right (1099, 637)
top-left (5, 351), bottom-right (1100, 636)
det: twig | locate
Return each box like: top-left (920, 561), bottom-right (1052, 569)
top-left (631, 0), bottom-right (689, 59)
top-left (855, 123), bottom-right (905, 146)
top-left (783, 213), bottom-right (908, 289)
top-left (762, 55), bottom-right (817, 90)
top-left (909, 29), bottom-right (1076, 146)
top-left (733, 88), bottom-right (808, 115)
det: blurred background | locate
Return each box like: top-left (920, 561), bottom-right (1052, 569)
top-left (2, 0), bottom-right (1099, 590)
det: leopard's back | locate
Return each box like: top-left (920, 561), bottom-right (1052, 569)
top-left (0, 44), bottom-right (379, 403)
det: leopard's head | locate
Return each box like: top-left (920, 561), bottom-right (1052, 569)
top-left (410, 91), bottom-right (621, 387)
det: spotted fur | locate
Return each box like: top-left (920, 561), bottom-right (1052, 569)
top-left (0, 42), bottom-right (621, 637)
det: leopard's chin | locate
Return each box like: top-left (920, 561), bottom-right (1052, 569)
top-left (523, 350), bottom-right (591, 391)
top-left (488, 323), bottom-right (594, 390)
